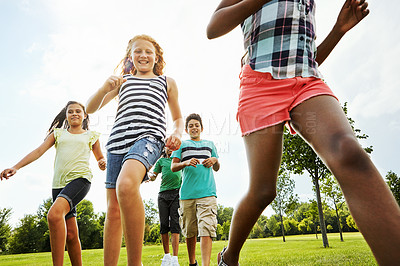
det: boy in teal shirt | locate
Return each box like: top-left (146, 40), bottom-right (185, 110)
top-left (171, 113), bottom-right (220, 266)
top-left (150, 147), bottom-right (182, 266)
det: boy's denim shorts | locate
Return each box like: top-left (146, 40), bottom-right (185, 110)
top-left (105, 136), bottom-right (164, 189)
top-left (52, 177), bottom-right (91, 220)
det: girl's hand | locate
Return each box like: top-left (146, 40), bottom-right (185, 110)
top-left (165, 133), bottom-right (182, 151)
top-left (98, 158), bottom-right (106, 171)
top-left (185, 158), bottom-right (200, 168)
top-left (100, 76), bottom-right (127, 94)
top-left (1, 168), bottom-right (17, 181)
top-left (202, 157), bottom-right (217, 168)
top-left (336, 0), bottom-right (369, 34)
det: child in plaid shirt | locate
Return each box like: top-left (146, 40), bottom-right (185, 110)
top-left (207, 0), bottom-right (400, 265)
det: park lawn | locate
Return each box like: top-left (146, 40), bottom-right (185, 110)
top-left (0, 232), bottom-right (376, 265)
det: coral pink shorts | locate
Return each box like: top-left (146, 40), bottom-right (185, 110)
top-left (237, 65), bottom-right (338, 136)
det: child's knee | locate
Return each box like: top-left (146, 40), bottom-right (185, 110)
top-left (47, 208), bottom-right (63, 225)
top-left (328, 133), bottom-right (370, 170)
top-left (106, 204), bottom-right (121, 221)
top-left (248, 188), bottom-right (276, 210)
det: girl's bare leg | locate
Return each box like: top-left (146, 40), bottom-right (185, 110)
top-left (104, 188), bottom-right (123, 266)
top-left (47, 197), bottom-right (71, 266)
top-left (65, 217), bottom-right (82, 266)
top-left (290, 95), bottom-right (400, 265)
top-left (116, 159), bottom-right (146, 265)
top-left (222, 124), bottom-right (285, 265)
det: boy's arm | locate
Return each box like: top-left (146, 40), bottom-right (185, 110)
top-left (166, 77), bottom-right (184, 151)
top-left (212, 158), bottom-right (220, 172)
top-left (207, 0), bottom-right (272, 39)
top-left (316, 0), bottom-right (369, 65)
top-left (92, 140), bottom-right (106, 171)
top-left (148, 171), bottom-right (159, 181)
top-left (1, 133), bottom-right (55, 180)
top-left (86, 76), bottom-right (126, 114)
top-left (202, 157), bottom-right (220, 172)
top-left (171, 157), bottom-right (200, 172)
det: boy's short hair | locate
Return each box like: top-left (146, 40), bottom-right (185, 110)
top-left (185, 113), bottom-right (203, 129)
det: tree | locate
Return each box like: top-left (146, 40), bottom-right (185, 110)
top-left (0, 208), bottom-right (12, 253)
top-left (146, 224), bottom-right (161, 244)
top-left (281, 129), bottom-right (329, 247)
top-left (271, 170), bottom-right (298, 242)
top-left (220, 221), bottom-right (231, 240)
top-left (320, 174), bottom-right (345, 241)
top-left (144, 199), bottom-right (158, 226)
top-left (36, 198), bottom-right (52, 252)
top-left (266, 214), bottom-right (282, 237)
top-left (9, 214), bottom-right (42, 254)
top-left (217, 205), bottom-right (233, 226)
top-left (346, 215), bottom-right (358, 230)
top-left (306, 200), bottom-right (320, 239)
top-left (385, 171), bottom-right (400, 206)
top-left (76, 200), bottom-right (103, 249)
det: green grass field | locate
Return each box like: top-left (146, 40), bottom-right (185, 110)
top-left (0, 232), bottom-right (376, 265)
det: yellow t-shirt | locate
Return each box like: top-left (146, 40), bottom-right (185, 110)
top-left (53, 128), bottom-right (100, 188)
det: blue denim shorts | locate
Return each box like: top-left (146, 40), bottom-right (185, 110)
top-left (105, 136), bottom-right (164, 189)
top-left (52, 178), bottom-right (91, 220)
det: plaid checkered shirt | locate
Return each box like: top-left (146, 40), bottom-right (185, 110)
top-left (241, 0), bottom-right (323, 79)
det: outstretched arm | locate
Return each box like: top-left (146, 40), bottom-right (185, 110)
top-left (316, 0), bottom-right (369, 65)
top-left (86, 76), bottom-right (126, 114)
top-left (207, 0), bottom-right (272, 39)
top-left (0, 134), bottom-right (55, 180)
top-left (166, 77), bottom-right (184, 151)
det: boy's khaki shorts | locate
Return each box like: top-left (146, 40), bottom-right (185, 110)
top-left (179, 196), bottom-right (217, 238)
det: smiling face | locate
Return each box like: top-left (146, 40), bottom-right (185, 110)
top-left (66, 103), bottom-right (86, 128)
top-left (131, 39), bottom-right (158, 77)
top-left (186, 119), bottom-right (203, 141)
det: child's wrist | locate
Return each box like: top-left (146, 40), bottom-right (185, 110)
top-left (332, 23), bottom-right (347, 36)
top-left (98, 86), bottom-right (109, 95)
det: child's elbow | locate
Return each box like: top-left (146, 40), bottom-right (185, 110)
top-left (206, 25), bottom-right (218, 40)
top-left (170, 164), bottom-right (177, 172)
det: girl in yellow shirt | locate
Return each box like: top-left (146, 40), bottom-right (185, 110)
top-left (1, 101), bottom-right (106, 266)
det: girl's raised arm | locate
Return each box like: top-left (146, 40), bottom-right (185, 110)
top-left (0, 133), bottom-right (55, 180)
top-left (316, 0), bottom-right (369, 65)
top-left (165, 77), bottom-right (183, 151)
top-left (207, 0), bottom-right (271, 39)
top-left (86, 76), bottom-right (126, 114)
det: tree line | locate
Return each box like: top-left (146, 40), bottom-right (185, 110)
top-left (1, 168), bottom-right (398, 255)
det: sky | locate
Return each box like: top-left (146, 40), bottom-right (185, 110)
top-left (1, 0), bottom-right (399, 227)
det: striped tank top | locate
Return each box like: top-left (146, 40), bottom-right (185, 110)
top-left (106, 75), bottom-right (168, 154)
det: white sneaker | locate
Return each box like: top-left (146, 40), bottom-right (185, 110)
top-left (171, 256), bottom-right (180, 266)
top-left (161, 253), bottom-right (172, 266)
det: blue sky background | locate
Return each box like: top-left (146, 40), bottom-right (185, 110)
top-left (1, 0), bottom-right (399, 227)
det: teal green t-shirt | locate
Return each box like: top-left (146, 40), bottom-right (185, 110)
top-left (171, 139), bottom-right (219, 200)
top-left (153, 157), bottom-right (182, 192)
